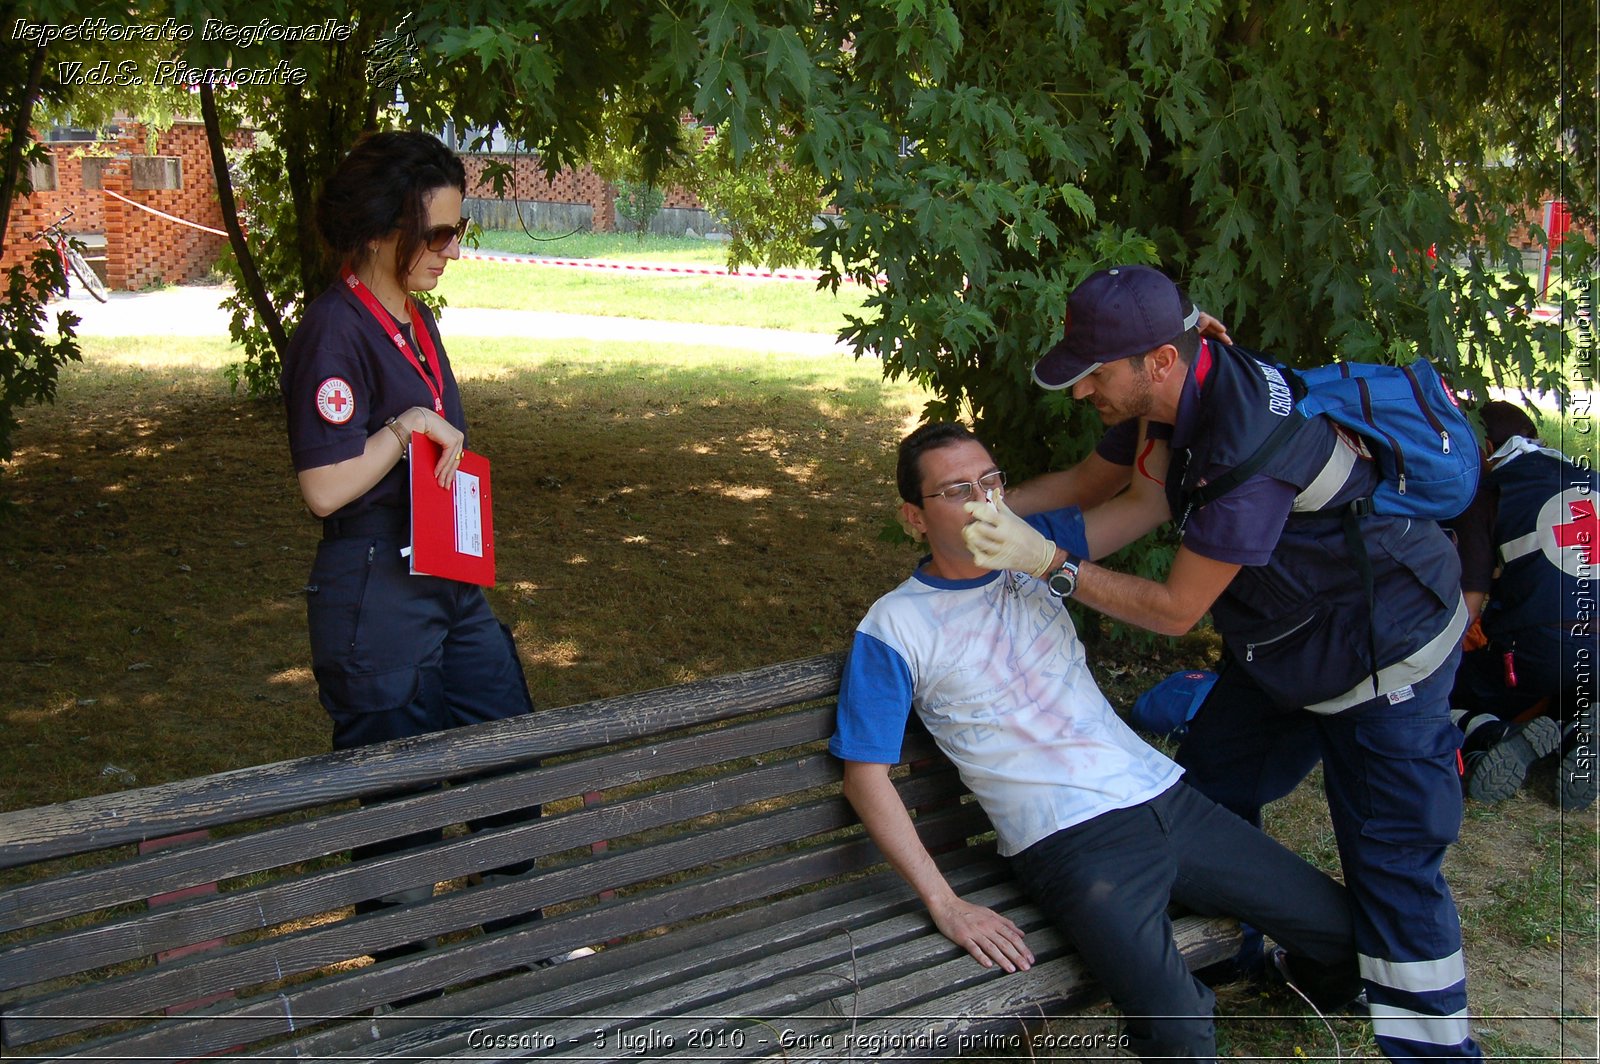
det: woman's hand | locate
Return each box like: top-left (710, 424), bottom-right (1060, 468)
top-left (1196, 309), bottom-right (1232, 345)
top-left (397, 406), bottom-right (465, 489)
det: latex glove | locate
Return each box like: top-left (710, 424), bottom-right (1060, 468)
top-left (962, 495), bottom-right (1057, 576)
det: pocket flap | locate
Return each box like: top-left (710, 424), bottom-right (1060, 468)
top-left (314, 662), bottom-right (421, 717)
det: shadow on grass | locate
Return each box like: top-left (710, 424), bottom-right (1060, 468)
top-left (0, 348), bottom-right (922, 812)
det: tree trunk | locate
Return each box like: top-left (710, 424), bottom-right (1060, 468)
top-left (0, 44), bottom-right (48, 243)
top-left (198, 82), bottom-right (290, 360)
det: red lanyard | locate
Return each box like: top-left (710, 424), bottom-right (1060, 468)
top-left (341, 266), bottom-right (446, 413)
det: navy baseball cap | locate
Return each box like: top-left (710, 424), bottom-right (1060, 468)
top-left (1032, 265), bottom-right (1200, 390)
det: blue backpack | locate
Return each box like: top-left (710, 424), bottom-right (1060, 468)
top-left (1185, 358), bottom-right (1479, 699)
top-left (1187, 359), bottom-right (1479, 521)
top-left (1129, 670), bottom-right (1218, 739)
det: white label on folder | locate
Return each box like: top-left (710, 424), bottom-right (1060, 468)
top-left (453, 470), bottom-right (484, 558)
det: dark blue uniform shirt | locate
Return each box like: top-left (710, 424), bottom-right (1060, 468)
top-left (1154, 341), bottom-right (1463, 710)
top-left (281, 284), bottom-right (467, 519)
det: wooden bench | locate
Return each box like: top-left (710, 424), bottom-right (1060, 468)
top-left (0, 653), bottom-right (1240, 1062)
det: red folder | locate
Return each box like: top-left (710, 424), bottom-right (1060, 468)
top-left (408, 434), bottom-right (496, 586)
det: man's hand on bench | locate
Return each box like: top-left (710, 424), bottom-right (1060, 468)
top-left (929, 895), bottom-right (1034, 973)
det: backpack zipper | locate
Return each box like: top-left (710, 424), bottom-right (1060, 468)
top-left (1355, 376), bottom-right (1408, 494)
top-left (1402, 364), bottom-right (1452, 456)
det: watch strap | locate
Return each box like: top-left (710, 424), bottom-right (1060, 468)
top-left (1047, 553), bottom-right (1084, 598)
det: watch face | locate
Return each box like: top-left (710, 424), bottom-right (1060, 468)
top-left (1048, 570), bottom-right (1076, 597)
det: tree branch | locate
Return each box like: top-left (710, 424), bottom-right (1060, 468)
top-left (198, 81), bottom-right (289, 360)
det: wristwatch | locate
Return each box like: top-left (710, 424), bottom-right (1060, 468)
top-left (1046, 554), bottom-right (1084, 599)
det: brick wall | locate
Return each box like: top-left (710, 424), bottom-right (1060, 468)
top-left (461, 153), bottom-right (706, 233)
top-left (1, 140), bottom-right (112, 275)
top-left (1, 120), bottom-right (237, 290)
top-left (101, 123), bottom-right (232, 291)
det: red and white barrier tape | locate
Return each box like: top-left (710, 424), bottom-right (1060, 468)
top-left (461, 250), bottom-right (883, 285)
top-left (102, 188), bottom-right (228, 237)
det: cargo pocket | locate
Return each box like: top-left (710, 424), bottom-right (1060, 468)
top-left (314, 662), bottom-right (425, 749)
top-left (1352, 711), bottom-right (1463, 849)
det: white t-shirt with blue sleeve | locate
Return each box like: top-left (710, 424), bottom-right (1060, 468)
top-left (830, 508), bottom-right (1183, 856)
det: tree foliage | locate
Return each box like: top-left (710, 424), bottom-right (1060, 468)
top-left (13, 1), bottom-right (1592, 507)
top-left (180, 1), bottom-right (715, 394)
top-left (764, 0), bottom-right (1589, 480)
top-left (612, 178), bottom-right (666, 238)
top-left (686, 122), bottom-right (827, 271)
top-left (0, 252), bottom-right (82, 474)
top-left (0, 0), bottom-right (91, 475)
top-left (174, 2), bottom-right (417, 397)
top-left (605, 0), bottom-right (1592, 641)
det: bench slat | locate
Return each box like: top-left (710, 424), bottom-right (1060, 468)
top-left (5, 773), bottom-right (976, 1050)
top-left (0, 704), bottom-right (845, 934)
top-left (520, 879), bottom-right (1044, 1062)
top-left (295, 848), bottom-right (1015, 1062)
top-left (764, 913), bottom-right (1242, 1064)
top-left (0, 654), bottom-right (845, 867)
top-left (0, 724), bottom-right (897, 989)
top-left (36, 807), bottom-right (988, 1062)
top-left (277, 847), bottom-right (1010, 1061)
top-left (2, 649), bottom-right (1242, 1064)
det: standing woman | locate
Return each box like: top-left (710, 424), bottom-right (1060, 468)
top-left (280, 131), bottom-right (537, 933)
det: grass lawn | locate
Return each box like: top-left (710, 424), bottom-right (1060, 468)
top-left (1, 334), bottom-right (930, 809)
top-left (2, 284), bottom-right (1596, 1059)
top-left (435, 259), bottom-right (876, 334)
top-left (441, 227), bottom-right (873, 335)
top-left (470, 228), bottom-right (733, 263)
top-left (436, 257), bottom-right (871, 334)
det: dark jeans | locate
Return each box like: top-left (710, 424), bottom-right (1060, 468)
top-left (1177, 660), bottom-right (1483, 1061)
top-left (306, 530), bottom-right (541, 938)
top-left (1008, 783), bottom-right (1356, 1063)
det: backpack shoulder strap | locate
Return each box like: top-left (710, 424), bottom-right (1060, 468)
top-left (1183, 367), bottom-right (1309, 508)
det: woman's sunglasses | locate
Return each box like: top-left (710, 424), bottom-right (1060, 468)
top-left (422, 217), bottom-right (470, 253)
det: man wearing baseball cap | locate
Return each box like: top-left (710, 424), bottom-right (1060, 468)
top-left (962, 264), bottom-right (1481, 1062)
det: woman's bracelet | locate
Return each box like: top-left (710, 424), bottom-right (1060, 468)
top-left (385, 416), bottom-right (409, 449)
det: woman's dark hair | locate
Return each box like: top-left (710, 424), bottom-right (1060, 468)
top-left (897, 422), bottom-right (985, 504)
top-left (316, 131), bottom-right (467, 288)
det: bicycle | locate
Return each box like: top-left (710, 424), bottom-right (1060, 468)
top-left (28, 209), bottom-right (109, 302)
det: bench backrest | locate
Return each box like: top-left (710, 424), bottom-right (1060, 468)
top-left (0, 653), bottom-right (987, 1061)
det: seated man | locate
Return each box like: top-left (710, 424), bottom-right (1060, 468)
top-left (830, 422), bottom-right (1358, 1063)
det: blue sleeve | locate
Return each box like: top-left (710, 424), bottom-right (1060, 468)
top-left (282, 294), bottom-right (374, 473)
top-left (829, 631), bottom-right (915, 764)
top-left (1028, 507), bottom-right (1089, 558)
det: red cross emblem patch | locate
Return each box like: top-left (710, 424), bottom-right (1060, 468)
top-left (1504, 487), bottom-right (1600, 579)
top-left (315, 377), bottom-right (355, 425)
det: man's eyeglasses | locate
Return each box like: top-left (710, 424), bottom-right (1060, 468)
top-left (923, 470), bottom-right (1006, 503)
top-left (422, 218), bottom-right (470, 253)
